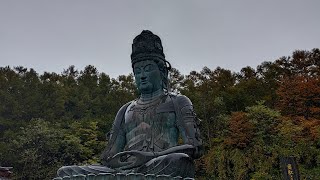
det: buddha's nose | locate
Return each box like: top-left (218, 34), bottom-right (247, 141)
top-left (141, 71), bottom-right (147, 80)
top-left (141, 76), bottom-right (147, 81)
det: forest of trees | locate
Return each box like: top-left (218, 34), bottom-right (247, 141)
top-left (0, 48), bottom-right (319, 179)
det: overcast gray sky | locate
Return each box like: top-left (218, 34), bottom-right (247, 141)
top-left (1, 0), bottom-right (319, 78)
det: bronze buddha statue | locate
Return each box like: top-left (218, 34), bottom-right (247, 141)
top-left (56, 30), bottom-right (203, 179)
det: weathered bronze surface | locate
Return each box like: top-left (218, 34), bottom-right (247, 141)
top-left (56, 30), bottom-right (203, 179)
top-left (0, 166), bottom-right (13, 179)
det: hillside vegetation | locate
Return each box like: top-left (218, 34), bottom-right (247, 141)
top-left (0, 49), bottom-right (319, 179)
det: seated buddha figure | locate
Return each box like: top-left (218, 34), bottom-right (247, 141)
top-left (57, 30), bottom-right (203, 179)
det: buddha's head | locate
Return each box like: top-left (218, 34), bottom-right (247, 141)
top-left (131, 30), bottom-right (171, 94)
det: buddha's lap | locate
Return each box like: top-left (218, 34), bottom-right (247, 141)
top-left (57, 153), bottom-right (194, 178)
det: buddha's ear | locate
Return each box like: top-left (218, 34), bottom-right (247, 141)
top-left (164, 60), bottom-right (172, 92)
top-left (165, 59), bottom-right (171, 71)
top-left (158, 67), bottom-right (166, 88)
top-left (160, 71), bottom-right (165, 89)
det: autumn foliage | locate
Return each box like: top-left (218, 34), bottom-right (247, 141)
top-left (224, 112), bottom-right (254, 149)
top-left (277, 75), bottom-right (320, 119)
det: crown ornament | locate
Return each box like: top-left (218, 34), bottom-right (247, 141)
top-left (131, 30), bottom-right (166, 65)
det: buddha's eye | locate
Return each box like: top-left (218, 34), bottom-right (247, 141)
top-left (144, 64), bottom-right (155, 72)
top-left (134, 68), bottom-right (141, 74)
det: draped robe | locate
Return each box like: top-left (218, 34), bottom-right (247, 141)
top-left (57, 94), bottom-right (202, 178)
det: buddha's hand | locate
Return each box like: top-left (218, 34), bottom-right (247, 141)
top-left (106, 150), bottom-right (155, 170)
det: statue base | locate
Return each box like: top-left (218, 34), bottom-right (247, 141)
top-left (53, 173), bottom-right (194, 180)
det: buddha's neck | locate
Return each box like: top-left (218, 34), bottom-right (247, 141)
top-left (139, 89), bottom-right (164, 102)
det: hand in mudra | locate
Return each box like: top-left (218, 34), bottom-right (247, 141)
top-left (106, 150), bottom-right (155, 170)
top-left (106, 144), bottom-right (196, 170)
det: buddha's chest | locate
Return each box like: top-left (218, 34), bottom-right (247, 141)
top-left (123, 98), bottom-right (178, 151)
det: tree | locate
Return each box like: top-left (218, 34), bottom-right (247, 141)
top-left (169, 67), bottom-right (184, 93)
top-left (4, 119), bottom-right (65, 179)
top-left (277, 75), bottom-right (320, 119)
top-left (224, 112), bottom-right (254, 149)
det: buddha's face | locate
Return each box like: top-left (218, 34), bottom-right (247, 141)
top-left (133, 60), bottom-right (162, 94)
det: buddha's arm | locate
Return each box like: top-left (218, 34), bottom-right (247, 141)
top-left (101, 102), bottom-right (131, 165)
top-left (154, 144), bottom-right (195, 156)
top-left (174, 95), bottom-right (203, 159)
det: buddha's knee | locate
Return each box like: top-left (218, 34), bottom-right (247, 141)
top-left (165, 153), bottom-right (193, 163)
top-left (57, 165), bottom-right (115, 177)
top-left (57, 165), bottom-right (77, 177)
top-left (163, 153), bottom-right (194, 172)
top-left (137, 153), bottom-right (195, 178)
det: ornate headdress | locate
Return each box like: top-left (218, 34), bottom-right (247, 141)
top-left (131, 30), bottom-right (171, 70)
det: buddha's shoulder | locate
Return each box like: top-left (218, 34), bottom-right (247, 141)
top-left (167, 93), bottom-right (193, 107)
top-left (116, 101), bottom-right (133, 116)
